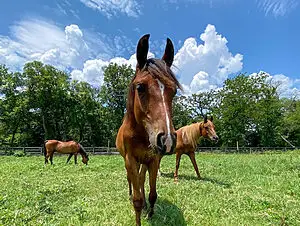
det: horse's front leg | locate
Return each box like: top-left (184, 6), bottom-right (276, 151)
top-left (157, 154), bottom-right (163, 177)
top-left (140, 164), bottom-right (148, 210)
top-left (66, 153), bottom-right (73, 164)
top-left (74, 153), bottom-right (78, 164)
top-left (148, 157), bottom-right (159, 218)
top-left (125, 155), bottom-right (143, 226)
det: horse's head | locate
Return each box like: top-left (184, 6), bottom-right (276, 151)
top-left (127, 34), bottom-right (181, 155)
top-left (82, 154), bottom-right (89, 165)
top-left (200, 116), bottom-right (219, 142)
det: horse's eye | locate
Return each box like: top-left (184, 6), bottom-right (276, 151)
top-left (136, 84), bottom-right (146, 93)
top-left (204, 126), bottom-right (209, 130)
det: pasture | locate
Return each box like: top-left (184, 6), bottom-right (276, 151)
top-left (0, 151), bottom-right (300, 225)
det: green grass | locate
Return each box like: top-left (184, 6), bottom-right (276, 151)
top-left (1, 151), bottom-right (300, 226)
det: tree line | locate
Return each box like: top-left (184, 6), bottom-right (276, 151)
top-left (0, 61), bottom-right (299, 148)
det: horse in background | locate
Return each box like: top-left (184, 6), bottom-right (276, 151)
top-left (159, 116), bottom-right (218, 181)
top-left (44, 140), bottom-right (89, 165)
top-left (116, 34), bottom-right (182, 226)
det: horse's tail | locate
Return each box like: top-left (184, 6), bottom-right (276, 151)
top-left (43, 140), bottom-right (48, 157)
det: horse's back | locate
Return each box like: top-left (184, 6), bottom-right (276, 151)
top-left (57, 141), bottom-right (79, 154)
top-left (45, 140), bottom-right (59, 151)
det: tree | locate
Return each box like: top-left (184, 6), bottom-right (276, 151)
top-left (98, 63), bottom-right (134, 144)
top-left (68, 80), bottom-right (100, 145)
top-left (280, 98), bottom-right (300, 147)
top-left (23, 61), bottom-right (70, 142)
top-left (0, 65), bottom-right (29, 146)
top-left (215, 73), bottom-right (282, 147)
top-left (172, 95), bottom-right (193, 129)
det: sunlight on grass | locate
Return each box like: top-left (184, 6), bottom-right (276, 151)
top-left (1, 151), bottom-right (300, 225)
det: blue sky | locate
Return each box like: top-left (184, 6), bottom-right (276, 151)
top-left (0, 0), bottom-right (299, 96)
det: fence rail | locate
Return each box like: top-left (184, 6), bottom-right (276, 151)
top-left (0, 146), bottom-right (298, 156)
top-left (0, 146), bottom-right (119, 156)
top-left (196, 146), bottom-right (298, 153)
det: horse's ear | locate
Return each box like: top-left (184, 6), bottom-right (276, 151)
top-left (210, 115), bottom-right (213, 122)
top-left (136, 34), bottom-right (150, 69)
top-left (162, 38), bottom-right (174, 67)
top-left (204, 115), bottom-right (208, 123)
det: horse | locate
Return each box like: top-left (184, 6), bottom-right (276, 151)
top-left (116, 34), bottom-right (182, 226)
top-left (159, 116), bottom-right (218, 181)
top-left (44, 140), bottom-right (89, 165)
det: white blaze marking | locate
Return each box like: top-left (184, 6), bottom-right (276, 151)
top-left (157, 79), bottom-right (172, 152)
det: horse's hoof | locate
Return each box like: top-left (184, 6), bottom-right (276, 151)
top-left (174, 178), bottom-right (179, 183)
top-left (147, 210), bottom-right (154, 219)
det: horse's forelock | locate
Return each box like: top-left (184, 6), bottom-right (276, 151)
top-left (146, 58), bottom-right (182, 90)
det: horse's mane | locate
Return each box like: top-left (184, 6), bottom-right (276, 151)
top-left (78, 144), bottom-right (88, 158)
top-left (180, 122), bottom-right (204, 149)
top-left (126, 58), bottom-right (182, 116)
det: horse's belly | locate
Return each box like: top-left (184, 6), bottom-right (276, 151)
top-left (57, 145), bottom-right (76, 154)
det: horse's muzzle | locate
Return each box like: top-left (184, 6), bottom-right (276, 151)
top-left (157, 132), bottom-right (177, 155)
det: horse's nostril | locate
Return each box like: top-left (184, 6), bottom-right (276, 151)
top-left (173, 132), bottom-right (177, 139)
top-left (157, 132), bottom-right (165, 148)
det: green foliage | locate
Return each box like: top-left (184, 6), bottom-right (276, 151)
top-left (215, 73), bottom-right (283, 147)
top-left (0, 62), bottom-right (298, 148)
top-left (98, 63), bottom-right (134, 144)
top-left (1, 152), bottom-right (300, 225)
top-left (13, 150), bottom-right (26, 157)
top-left (280, 98), bottom-right (300, 146)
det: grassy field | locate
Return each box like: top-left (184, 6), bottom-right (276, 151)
top-left (0, 151), bottom-right (300, 226)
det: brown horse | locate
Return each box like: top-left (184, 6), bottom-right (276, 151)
top-left (159, 116), bottom-right (218, 181)
top-left (44, 140), bottom-right (89, 165)
top-left (116, 34), bottom-right (182, 225)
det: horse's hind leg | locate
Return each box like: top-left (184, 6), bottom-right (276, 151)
top-left (174, 152), bottom-right (182, 182)
top-left (66, 154), bottom-right (73, 164)
top-left (157, 155), bottom-right (163, 177)
top-left (49, 153), bottom-right (54, 165)
top-left (188, 152), bottom-right (201, 179)
top-left (45, 153), bottom-right (49, 164)
top-left (148, 159), bottom-right (159, 218)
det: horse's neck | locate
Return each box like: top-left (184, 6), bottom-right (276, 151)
top-left (124, 115), bottom-right (148, 138)
top-left (191, 123), bottom-right (202, 148)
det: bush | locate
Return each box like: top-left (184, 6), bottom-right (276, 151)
top-left (13, 150), bottom-right (26, 157)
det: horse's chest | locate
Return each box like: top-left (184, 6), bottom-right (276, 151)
top-left (135, 149), bottom-right (156, 164)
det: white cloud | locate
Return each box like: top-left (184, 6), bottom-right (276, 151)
top-left (257, 0), bottom-right (298, 17)
top-left (251, 71), bottom-right (300, 98)
top-left (172, 24), bottom-right (243, 94)
top-left (269, 73), bottom-right (300, 98)
top-left (70, 53), bottom-right (155, 86)
top-left (0, 18), bottom-right (133, 72)
top-left (80, 0), bottom-right (141, 18)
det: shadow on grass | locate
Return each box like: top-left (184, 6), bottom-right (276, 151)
top-left (160, 172), bottom-right (231, 188)
top-left (147, 198), bottom-right (186, 226)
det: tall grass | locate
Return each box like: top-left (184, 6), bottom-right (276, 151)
top-left (0, 151), bottom-right (300, 225)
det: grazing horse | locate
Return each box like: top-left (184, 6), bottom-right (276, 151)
top-left (116, 34), bottom-right (182, 226)
top-left (44, 140), bottom-right (89, 165)
top-left (159, 116), bottom-right (218, 181)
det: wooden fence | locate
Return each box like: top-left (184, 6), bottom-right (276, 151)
top-left (0, 146), bottom-right (118, 156)
top-left (0, 146), bottom-right (298, 156)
